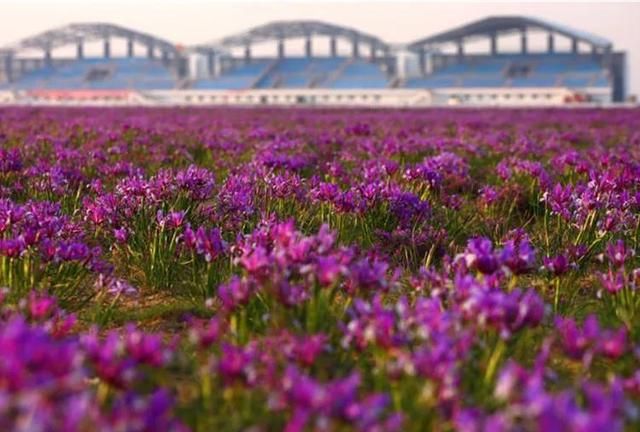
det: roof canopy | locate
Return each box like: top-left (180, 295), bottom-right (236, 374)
top-left (195, 20), bottom-right (389, 51)
top-left (408, 16), bottom-right (612, 51)
top-left (2, 23), bottom-right (179, 55)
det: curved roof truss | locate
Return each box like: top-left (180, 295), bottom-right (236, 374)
top-left (408, 16), bottom-right (612, 51)
top-left (195, 20), bottom-right (389, 52)
top-left (3, 23), bottom-right (179, 55)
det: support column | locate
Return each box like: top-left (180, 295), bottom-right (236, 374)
top-left (207, 51), bottom-right (215, 77)
top-left (176, 56), bottom-right (187, 78)
top-left (419, 48), bottom-right (426, 76)
top-left (103, 39), bottom-right (110, 59)
top-left (457, 40), bottom-right (464, 57)
top-left (547, 33), bottom-right (554, 54)
top-left (330, 37), bottom-right (337, 57)
top-left (490, 32), bottom-right (497, 55)
top-left (4, 55), bottom-right (13, 83)
top-left (147, 44), bottom-right (155, 59)
top-left (76, 41), bottom-right (84, 59)
top-left (571, 38), bottom-right (578, 54)
top-left (369, 44), bottom-right (376, 61)
top-left (305, 37), bottom-right (312, 58)
top-left (244, 45), bottom-right (251, 64)
top-left (520, 30), bottom-right (528, 54)
top-left (44, 48), bottom-right (52, 67)
top-left (161, 50), bottom-right (169, 66)
top-left (127, 39), bottom-right (134, 57)
top-left (384, 47), bottom-right (394, 75)
top-left (352, 37), bottom-right (359, 58)
top-left (277, 39), bottom-right (285, 58)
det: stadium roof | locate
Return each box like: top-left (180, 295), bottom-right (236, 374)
top-left (408, 16), bottom-right (612, 51)
top-left (1, 23), bottom-right (179, 55)
top-left (195, 20), bottom-right (389, 51)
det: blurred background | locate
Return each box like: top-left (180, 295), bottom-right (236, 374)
top-left (0, 1), bottom-right (637, 106)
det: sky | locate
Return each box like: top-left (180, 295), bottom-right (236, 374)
top-left (1, 1), bottom-right (639, 96)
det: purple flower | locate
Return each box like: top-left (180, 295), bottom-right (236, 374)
top-left (543, 254), bottom-right (570, 276)
top-left (315, 255), bottom-right (344, 286)
top-left (124, 324), bottom-right (171, 367)
top-left (0, 237), bottom-right (25, 258)
top-left (56, 241), bottom-right (91, 262)
top-left (599, 269), bottom-right (625, 294)
top-left (0, 148), bottom-right (22, 173)
top-left (217, 344), bottom-right (254, 386)
top-left (239, 245), bottom-right (270, 274)
top-left (193, 226), bottom-right (227, 262)
top-left (218, 276), bottom-right (253, 311)
top-left (605, 239), bottom-right (632, 268)
top-left (113, 226), bottom-right (129, 244)
top-left (500, 238), bottom-right (536, 275)
top-left (347, 258), bottom-right (390, 293)
top-left (388, 191), bottom-right (430, 227)
top-left (479, 186), bottom-right (499, 206)
top-left (175, 165), bottom-right (216, 201)
top-left (157, 210), bottom-right (186, 229)
top-left (189, 317), bottom-right (224, 349)
top-left (544, 183), bottom-right (573, 220)
top-left (464, 237), bottom-right (499, 275)
top-left (27, 291), bottom-right (58, 320)
top-left (555, 315), bottom-right (600, 362)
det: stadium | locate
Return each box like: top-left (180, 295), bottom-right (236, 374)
top-left (3, 3), bottom-right (640, 430)
top-left (0, 15), bottom-right (628, 106)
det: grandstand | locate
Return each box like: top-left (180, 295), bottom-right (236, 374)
top-left (0, 16), bottom-right (628, 106)
top-left (404, 16), bottom-right (623, 105)
top-left (188, 21), bottom-right (393, 91)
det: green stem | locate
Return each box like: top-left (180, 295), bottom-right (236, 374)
top-left (484, 338), bottom-right (506, 386)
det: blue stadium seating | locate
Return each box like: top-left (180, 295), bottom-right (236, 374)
top-left (2, 58), bottom-right (176, 90)
top-left (510, 75), bottom-right (559, 87)
top-left (328, 60), bottom-right (389, 89)
top-left (255, 57), bottom-right (347, 89)
top-left (405, 76), bottom-right (462, 88)
top-left (195, 57), bottom-right (389, 90)
top-left (0, 53), bottom-right (609, 92)
top-left (407, 54), bottom-right (609, 89)
top-left (193, 60), bottom-right (272, 90)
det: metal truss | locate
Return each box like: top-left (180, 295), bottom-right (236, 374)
top-left (2, 23), bottom-right (179, 55)
top-left (194, 20), bottom-right (389, 51)
top-left (408, 16), bottom-right (612, 51)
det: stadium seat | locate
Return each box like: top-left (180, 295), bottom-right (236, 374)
top-left (408, 54), bottom-right (609, 90)
top-left (3, 58), bottom-right (177, 90)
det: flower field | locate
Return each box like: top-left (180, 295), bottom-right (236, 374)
top-left (2, 106), bottom-right (640, 431)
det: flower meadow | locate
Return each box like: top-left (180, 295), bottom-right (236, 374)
top-left (1, 106), bottom-right (640, 431)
